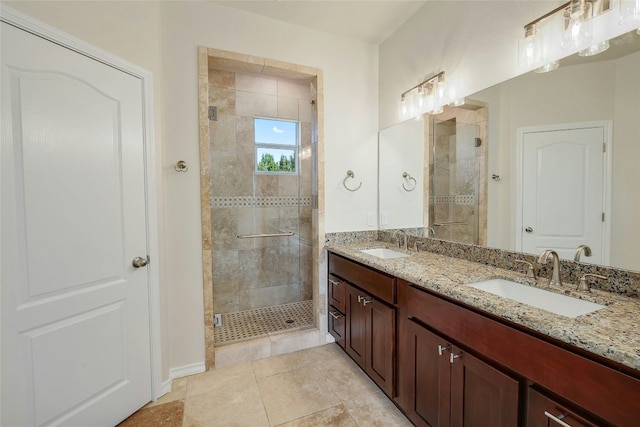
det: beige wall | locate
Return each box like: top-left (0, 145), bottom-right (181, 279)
top-left (5, 0), bottom-right (379, 378)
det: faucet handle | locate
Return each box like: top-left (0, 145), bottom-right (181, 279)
top-left (576, 273), bottom-right (608, 292)
top-left (514, 260), bottom-right (536, 278)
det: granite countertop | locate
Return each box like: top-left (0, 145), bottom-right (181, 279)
top-left (326, 241), bottom-right (640, 372)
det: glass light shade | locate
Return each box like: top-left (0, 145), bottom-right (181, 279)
top-left (562, 15), bottom-right (593, 50)
top-left (519, 31), bottom-right (544, 68)
top-left (579, 40), bottom-right (610, 56)
top-left (620, 0), bottom-right (640, 24)
top-left (534, 61), bottom-right (560, 73)
top-left (430, 105), bottom-right (444, 115)
top-left (451, 98), bottom-right (466, 107)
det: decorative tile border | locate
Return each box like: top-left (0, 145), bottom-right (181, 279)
top-left (431, 194), bottom-right (475, 205)
top-left (212, 196), bottom-right (312, 208)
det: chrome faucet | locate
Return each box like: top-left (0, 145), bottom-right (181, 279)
top-left (394, 229), bottom-right (408, 250)
top-left (574, 245), bottom-right (592, 262)
top-left (538, 249), bottom-right (563, 287)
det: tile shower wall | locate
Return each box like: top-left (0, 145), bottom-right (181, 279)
top-left (209, 69), bottom-right (313, 313)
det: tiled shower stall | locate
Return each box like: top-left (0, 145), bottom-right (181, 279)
top-left (208, 68), bottom-right (314, 345)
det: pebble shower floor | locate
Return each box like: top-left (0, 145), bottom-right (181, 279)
top-left (214, 300), bottom-right (314, 345)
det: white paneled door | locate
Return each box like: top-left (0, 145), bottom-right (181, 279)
top-left (1, 22), bottom-right (152, 426)
top-left (520, 125), bottom-right (608, 264)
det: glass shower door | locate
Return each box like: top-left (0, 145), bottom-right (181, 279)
top-left (429, 118), bottom-right (481, 245)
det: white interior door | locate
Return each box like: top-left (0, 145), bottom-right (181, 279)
top-left (520, 125), bottom-right (607, 263)
top-left (1, 22), bottom-right (152, 426)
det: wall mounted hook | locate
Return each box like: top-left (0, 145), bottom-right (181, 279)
top-left (175, 160), bottom-right (189, 172)
top-left (491, 174), bottom-right (501, 181)
top-left (343, 170), bottom-right (362, 192)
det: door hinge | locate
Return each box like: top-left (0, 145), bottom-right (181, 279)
top-left (603, 143), bottom-right (606, 153)
top-left (602, 212), bottom-right (605, 222)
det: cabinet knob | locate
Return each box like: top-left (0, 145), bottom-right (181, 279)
top-left (544, 411), bottom-right (572, 427)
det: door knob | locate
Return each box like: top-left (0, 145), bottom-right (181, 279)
top-left (525, 227), bottom-right (534, 233)
top-left (132, 256), bottom-right (149, 268)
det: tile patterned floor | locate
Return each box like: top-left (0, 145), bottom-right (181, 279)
top-left (118, 343), bottom-right (412, 427)
top-left (214, 300), bottom-right (315, 346)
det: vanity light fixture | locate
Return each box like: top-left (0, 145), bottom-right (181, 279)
top-left (399, 71), bottom-right (447, 120)
top-left (450, 98), bottom-right (466, 107)
top-left (519, 0), bottom-right (612, 70)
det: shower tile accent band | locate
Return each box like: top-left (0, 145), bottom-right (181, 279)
top-left (431, 194), bottom-right (476, 205)
top-left (212, 196), bottom-right (312, 208)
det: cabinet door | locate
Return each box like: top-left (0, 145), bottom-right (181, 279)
top-left (405, 319), bottom-right (451, 427)
top-left (366, 296), bottom-right (395, 397)
top-left (345, 284), bottom-right (367, 366)
top-left (329, 306), bottom-right (346, 348)
top-left (450, 346), bottom-right (519, 427)
top-left (328, 274), bottom-right (346, 313)
top-left (527, 388), bottom-right (602, 427)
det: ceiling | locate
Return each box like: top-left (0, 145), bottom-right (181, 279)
top-left (211, 1), bottom-right (428, 44)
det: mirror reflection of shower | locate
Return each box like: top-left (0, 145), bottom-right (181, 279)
top-left (428, 104), bottom-right (488, 246)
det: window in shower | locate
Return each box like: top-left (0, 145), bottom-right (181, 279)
top-left (255, 118), bottom-right (299, 173)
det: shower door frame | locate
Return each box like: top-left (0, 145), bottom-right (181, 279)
top-left (197, 47), bottom-right (325, 370)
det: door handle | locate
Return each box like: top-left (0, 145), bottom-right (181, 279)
top-left (132, 256), bottom-right (149, 268)
top-left (525, 227), bottom-right (534, 233)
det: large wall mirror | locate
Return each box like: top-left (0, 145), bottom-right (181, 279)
top-left (378, 29), bottom-right (640, 273)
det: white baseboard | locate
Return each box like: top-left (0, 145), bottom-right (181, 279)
top-left (169, 361), bottom-right (206, 380)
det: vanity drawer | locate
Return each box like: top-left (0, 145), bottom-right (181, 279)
top-left (328, 252), bottom-right (396, 304)
top-left (328, 274), bottom-right (346, 313)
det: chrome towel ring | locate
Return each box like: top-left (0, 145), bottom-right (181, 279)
top-left (343, 170), bottom-right (362, 192)
top-left (402, 172), bottom-right (417, 191)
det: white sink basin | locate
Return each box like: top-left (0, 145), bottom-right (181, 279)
top-left (359, 248), bottom-right (411, 259)
top-left (468, 278), bottom-right (605, 318)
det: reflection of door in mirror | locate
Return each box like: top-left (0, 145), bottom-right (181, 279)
top-left (517, 123), bottom-right (611, 265)
top-left (427, 104), bottom-right (488, 245)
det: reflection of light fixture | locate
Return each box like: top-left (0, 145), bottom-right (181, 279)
top-left (519, 0), bottom-right (612, 70)
top-left (399, 71), bottom-right (447, 119)
top-left (519, 23), bottom-right (544, 68)
top-left (579, 40), bottom-right (610, 56)
top-left (534, 61), bottom-right (560, 73)
top-left (562, 0), bottom-right (593, 50)
top-left (620, 0), bottom-right (640, 25)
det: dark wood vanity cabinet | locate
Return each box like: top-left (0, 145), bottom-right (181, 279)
top-left (345, 283), bottom-right (395, 396)
top-left (327, 252), bottom-right (640, 426)
top-left (328, 253), bottom-right (396, 397)
top-left (403, 318), bottom-right (519, 427)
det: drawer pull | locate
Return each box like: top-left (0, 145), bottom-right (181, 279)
top-left (357, 295), bottom-right (364, 303)
top-left (362, 298), bottom-right (373, 306)
top-left (450, 352), bottom-right (461, 364)
top-left (438, 344), bottom-right (450, 356)
top-left (544, 411), bottom-right (572, 427)
top-left (329, 311), bottom-right (343, 320)
top-left (329, 279), bottom-right (340, 286)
